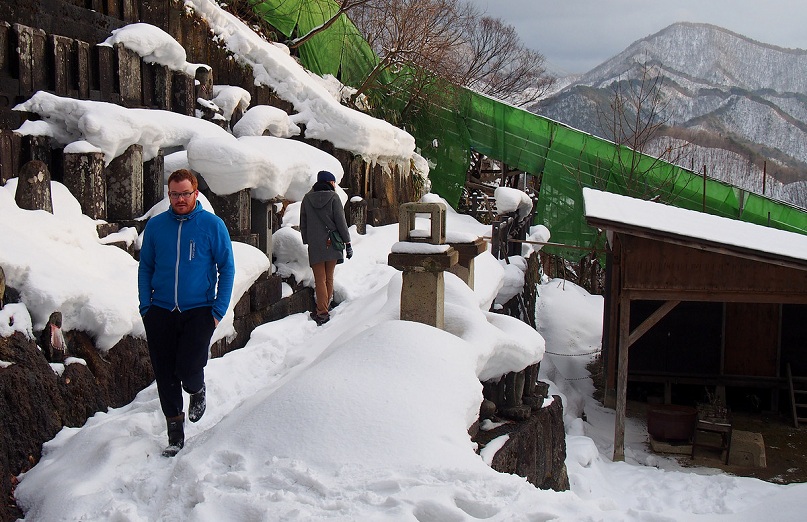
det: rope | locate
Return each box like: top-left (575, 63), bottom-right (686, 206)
top-left (545, 349), bottom-right (601, 356)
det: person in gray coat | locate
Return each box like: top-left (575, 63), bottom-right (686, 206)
top-left (300, 170), bottom-right (352, 325)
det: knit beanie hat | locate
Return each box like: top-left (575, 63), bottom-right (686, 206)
top-left (317, 170), bottom-right (336, 183)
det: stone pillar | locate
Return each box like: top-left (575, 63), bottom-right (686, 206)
top-left (105, 144), bottom-right (144, 221)
top-left (398, 201), bottom-right (446, 243)
top-left (63, 151), bottom-right (106, 219)
top-left (20, 135), bottom-right (51, 170)
top-left (448, 237), bottom-right (487, 289)
top-left (0, 130), bottom-right (21, 185)
top-left (388, 252), bottom-right (457, 329)
top-left (345, 197), bottom-right (368, 235)
top-left (250, 198), bottom-right (274, 259)
top-left (117, 43), bottom-right (142, 108)
top-left (388, 202), bottom-right (457, 329)
top-left (143, 151), bottom-right (164, 212)
top-left (204, 187), bottom-right (251, 237)
top-left (15, 160), bottom-right (53, 213)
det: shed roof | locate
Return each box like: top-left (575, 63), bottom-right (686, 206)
top-left (583, 188), bottom-right (807, 267)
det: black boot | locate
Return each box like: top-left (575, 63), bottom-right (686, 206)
top-left (162, 413), bottom-right (185, 457)
top-left (188, 384), bottom-right (206, 423)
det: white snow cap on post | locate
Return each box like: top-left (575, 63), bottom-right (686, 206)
top-left (495, 186), bottom-right (533, 219)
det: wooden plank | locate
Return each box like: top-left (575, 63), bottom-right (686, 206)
top-left (590, 218), bottom-right (807, 273)
top-left (620, 235), bottom-right (807, 297)
top-left (724, 302), bottom-right (779, 377)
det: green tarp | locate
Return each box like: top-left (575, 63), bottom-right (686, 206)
top-left (250, 0), bottom-right (807, 260)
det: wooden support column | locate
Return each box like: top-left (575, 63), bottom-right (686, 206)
top-left (613, 297), bottom-right (681, 461)
top-left (613, 293), bottom-right (631, 462)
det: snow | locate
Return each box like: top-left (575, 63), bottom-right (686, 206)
top-left (2, 8), bottom-right (807, 522)
top-left (583, 188), bottom-right (807, 262)
top-left (4, 181), bottom-right (806, 520)
top-left (183, 0), bottom-right (416, 163)
top-left (494, 186), bottom-right (533, 219)
top-left (102, 23), bottom-right (209, 78)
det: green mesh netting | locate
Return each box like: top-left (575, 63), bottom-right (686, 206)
top-left (250, 0), bottom-right (807, 260)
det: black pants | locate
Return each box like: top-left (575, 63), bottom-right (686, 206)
top-left (143, 305), bottom-right (216, 418)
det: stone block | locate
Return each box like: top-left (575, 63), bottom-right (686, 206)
top-left (729, 430), bottom-right (766, 468)
top-left (205, 188), bottom-right (251, 236)
top-left (249, 272), bottom-right (282, 311)
top-left (398, 201), bottom-right (446, 244)
top-left (233, 291), bottom-right (250, 319)
top-left (388, 248), bottom-right (458, 273)
top-left (447, 238), bottom-right (487, 288)
top-left (400, 270), bottom-right (445, 329)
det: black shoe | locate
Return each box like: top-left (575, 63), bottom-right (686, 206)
top-left (309, 312), bottom-right (330, 326)
top-left (188, 385), bottom-right (206, 423)
top-left (162, 414), bottom-right (185, 457)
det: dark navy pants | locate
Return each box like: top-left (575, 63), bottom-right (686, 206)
top-left (143, 305), bottom-right (216, 418)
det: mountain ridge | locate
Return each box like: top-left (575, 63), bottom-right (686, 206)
top-left (533, 22), bottom-right (807, 208)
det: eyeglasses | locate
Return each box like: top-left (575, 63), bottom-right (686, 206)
top-left (168, 191), bottom-right (196, 200)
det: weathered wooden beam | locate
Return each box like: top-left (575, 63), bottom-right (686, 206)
top-left (613, 292), bottom-right (631, 462)
top-left (627, 300), bottom-right (680, 347)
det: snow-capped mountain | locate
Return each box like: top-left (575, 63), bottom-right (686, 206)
top-left (532, 22), bottom-right (807, 208)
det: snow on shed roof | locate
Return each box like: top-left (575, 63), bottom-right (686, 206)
top-left (582, 188), bottom-right (807, 265)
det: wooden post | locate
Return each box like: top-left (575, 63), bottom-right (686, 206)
top-left (613, 293), bottom-right (630, 462)
top-left (702, 165), bottom-right (707, 212)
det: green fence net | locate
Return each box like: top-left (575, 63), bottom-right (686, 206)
top-left (249, 0), bottom-right (807, 260)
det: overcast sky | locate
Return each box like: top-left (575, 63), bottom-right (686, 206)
top-left (466, 0), bottom-right (807, 75)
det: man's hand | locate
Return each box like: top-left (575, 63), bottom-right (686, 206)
top-left (346, 243), bottom-right (353, 259)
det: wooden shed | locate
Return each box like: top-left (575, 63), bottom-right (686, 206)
top-left (583, 188), bottom-right (807, 460)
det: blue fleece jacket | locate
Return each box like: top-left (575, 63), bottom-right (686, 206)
top-left (138, 201), bottom-right (235, 321)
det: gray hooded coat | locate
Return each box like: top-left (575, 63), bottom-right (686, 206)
top-left (300, 182), bottom-right (351, 266)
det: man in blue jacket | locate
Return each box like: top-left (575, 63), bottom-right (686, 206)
top-left (138, 169), bottom-right (235, 457)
